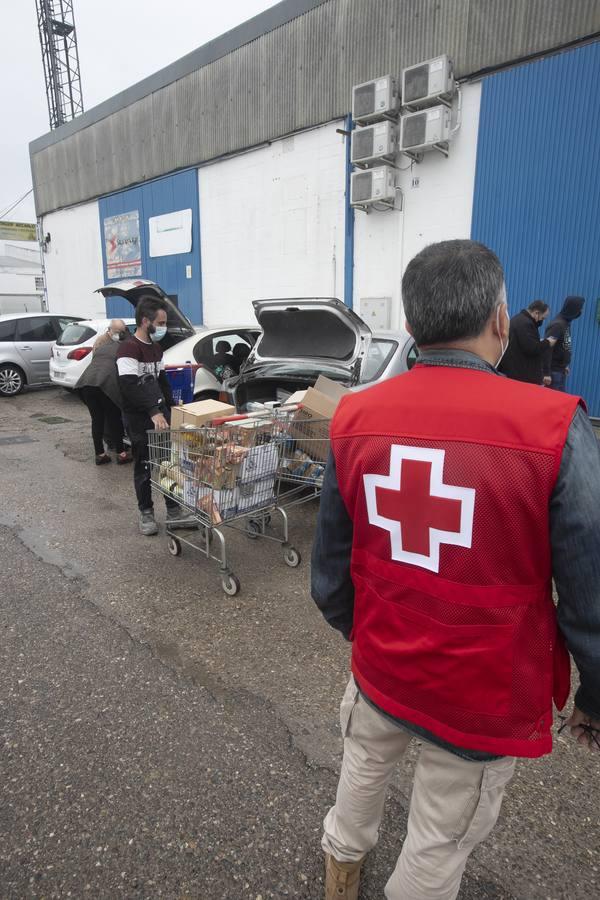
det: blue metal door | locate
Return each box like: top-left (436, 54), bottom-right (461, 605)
top-left (471, 41), bottom-right (600, 415)
top-left (98, 169), bottom-right (203, 324)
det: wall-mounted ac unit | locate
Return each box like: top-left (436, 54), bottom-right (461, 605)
top-left (402, 55), bottom-right (454, 108)
top-left (351, 121), bottom-right (398, 166)
top-left (352, 75), bottom-right (399, 125)
top-left (400, 106), bottom-right (451, 153)
top-left (351, 165), bottom-right (397, 208)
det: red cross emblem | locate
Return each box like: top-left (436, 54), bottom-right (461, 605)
top-left (364, 445), bottom-right (476, 573)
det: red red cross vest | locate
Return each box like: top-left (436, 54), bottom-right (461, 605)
top-left (331, 364), bottom-right (582, 758)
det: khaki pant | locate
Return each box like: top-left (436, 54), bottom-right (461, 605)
top-left (322, 678), bottom-right (516, 900)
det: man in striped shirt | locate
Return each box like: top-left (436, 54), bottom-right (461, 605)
top-left (117, 296), bottom-right (195, 535)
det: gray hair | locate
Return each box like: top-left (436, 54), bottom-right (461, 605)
top-left (402, 240), bottom-right (505, 346)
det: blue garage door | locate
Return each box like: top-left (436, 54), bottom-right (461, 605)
top-left (98, 169), bottom-right (203, 324)
top-left (471, 41), bottom-right (600, 416)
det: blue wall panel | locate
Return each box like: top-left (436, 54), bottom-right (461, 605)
top-left (98, 169), bottom-right (203, 324)
top-left (471, 42), bottom-right (600, 416)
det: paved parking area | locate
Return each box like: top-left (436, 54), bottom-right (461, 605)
top-left (0, 386), bottom-right (598, 899)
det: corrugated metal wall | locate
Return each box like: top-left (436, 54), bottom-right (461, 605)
top-left (98, 170), bottom-right (203, 324)
top-left (471, 41), bottom-right (600, 415)
top-left (30, 0), bottom-right (600, 216)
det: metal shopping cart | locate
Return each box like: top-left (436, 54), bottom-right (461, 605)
top-left (147, 412), bottom-right (303, 596)
top-left (275, 409), bottom-right (330, 508)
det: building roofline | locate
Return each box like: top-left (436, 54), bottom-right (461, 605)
top-left (29, 0), bottom-right (329, 155)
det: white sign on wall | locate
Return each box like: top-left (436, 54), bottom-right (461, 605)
top-left (148, 209), bottom-right (192, 258)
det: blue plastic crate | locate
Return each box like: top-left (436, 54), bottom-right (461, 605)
top-left (165, 365), bottom-right (195, 405)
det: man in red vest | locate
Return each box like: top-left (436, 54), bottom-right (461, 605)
top-left (312, 240), bottom-right (600, 900)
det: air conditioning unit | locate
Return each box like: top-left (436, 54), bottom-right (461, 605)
top-left (400, 106), bottom-right (451, 154)
top-left (351, 165), bottom-right (397, 208)
top-left (351, 121), bottom-right (398, 166)
top-left (402, 55), bottom-right (454, 108)
top-left (352, 75), bottom-right (399, 125)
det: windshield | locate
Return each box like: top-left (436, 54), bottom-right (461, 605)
top-left (360, 339), bottom-right (398, 382)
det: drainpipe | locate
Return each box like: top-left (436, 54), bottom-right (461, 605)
top-left (343, 113), bottom-right (355, 308)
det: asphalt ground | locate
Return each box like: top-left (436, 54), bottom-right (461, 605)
top-left (0, 386), bottom-right (598, 899)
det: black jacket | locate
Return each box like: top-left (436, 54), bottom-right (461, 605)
top-left (544, 296), bottom-right (585, 374)
top-left (499, 309), bottom-right (551, 384)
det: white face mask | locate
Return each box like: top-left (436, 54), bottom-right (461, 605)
top-left (111, 332), bottom-right (120, 342)
top-left (495, 305), bottom-right (509, 368)
top-left (151, 325), bottom-right (167, 342)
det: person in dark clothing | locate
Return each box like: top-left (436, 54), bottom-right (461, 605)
top-left (116, 296), bottom-right (196, 536)
top-left (499, 300), bottom-right (556, 385)
top-left (76, 319), bottom-right (131, 465)
top-left (543, 295), bottom-right (585, 391)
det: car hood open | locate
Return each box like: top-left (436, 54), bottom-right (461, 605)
top-left (96, 279), bottom-right (195, 336)
top-left (249, 297), bottom-right (371, 377)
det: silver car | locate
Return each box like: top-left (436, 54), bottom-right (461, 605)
top-left (228, 297), bottom-right (418, 409)
top-left (0, 312), bottom-right (83, 397)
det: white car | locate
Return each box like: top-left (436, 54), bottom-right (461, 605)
top-left (49, 318), bottom-right (136, 389)
top-left (96, 280), bottom-right (260, 401)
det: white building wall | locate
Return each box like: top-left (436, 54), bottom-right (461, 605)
top-left (198, 122), bottom-right (347, 326)
top-left (353, 82), bottom-right (482, 329)
top-left (36, 85), bottom-right (481, 329)
top-left (41, 201), bottom-right (106, 318)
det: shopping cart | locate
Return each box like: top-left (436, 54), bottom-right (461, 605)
top-left (275, 410), bottom-right (330, 509)
top-left (147, 412), bottom-right (303, 596)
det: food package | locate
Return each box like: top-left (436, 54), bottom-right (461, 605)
top-left (237, 477), bottom-right (276, 512)
top-left (172, 425), bottom-right (209, 474)
top-left (238, 442), bottom-right (279, 483)
top-left (196, 491), bottom-right (223, 525)
top-left (282, 449), bottom-right (325, 483)
top-left (223, 418), bottom-right (274, 448)
top-left (194, 444), bottom-right (248, 490)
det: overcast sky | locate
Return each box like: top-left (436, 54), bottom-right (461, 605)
top-left (0, 0), bottom-right (278, 223)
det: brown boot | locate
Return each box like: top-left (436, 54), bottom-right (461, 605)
top-left (325, 853), bottom-right (363, 900)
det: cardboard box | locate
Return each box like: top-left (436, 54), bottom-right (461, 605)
top-left (286, 375), bottom-right (349, 461)
top-left (171, 399), bottom-right (235, 429)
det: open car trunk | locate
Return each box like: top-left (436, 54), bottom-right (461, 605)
top-left (96, 279), bottom-right (196, 351)
top-left (230, 366), bottom-right (349, 411)
top-left (249, 298), bottom-right (371, 372)
top-left (231, 297), bottom-right (371, 410)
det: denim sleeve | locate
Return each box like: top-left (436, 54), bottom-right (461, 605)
top-left (551, 407), bottom-right (600, 718)
top-left (310, 450), bottom-right (355, 640)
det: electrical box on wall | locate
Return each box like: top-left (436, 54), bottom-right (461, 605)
top-left (402, 55), bottom-right (454, 108)
top-left (351, 165), bottom-right (397, 209)
top-left (351, 121), bottom-right (398, 167)
top-left (360, 297), bottom-right (391, 330)
top-left (400, 105), bottom-right (451, 153)
top-left (352, 75), bottom-right (400, 125)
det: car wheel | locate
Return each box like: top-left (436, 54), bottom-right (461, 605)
top-left (0, 365), bottom-right (25, 397)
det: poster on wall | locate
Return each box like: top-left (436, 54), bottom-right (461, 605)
top-left (148, 209), bottom-right (192, 258)
top-left (104, 210), bottom-right (142, 278)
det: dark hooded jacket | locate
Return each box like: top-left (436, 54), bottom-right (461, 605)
top-left (543, 296), bottom-right (585, 375)
top-left (499, 308), bottom-right (552, 384)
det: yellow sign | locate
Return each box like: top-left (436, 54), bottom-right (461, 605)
top-left (0, 221), bottom-right (37, 241)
